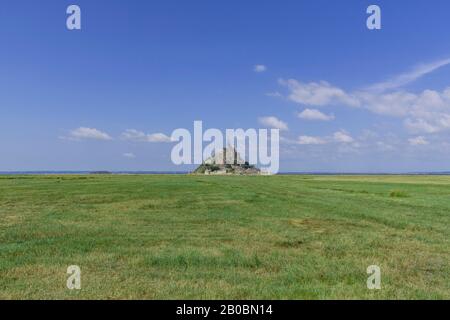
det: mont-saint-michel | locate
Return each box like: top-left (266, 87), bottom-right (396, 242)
top-left (170, 121), bottom-right (280, 174)
top-left (193, 146), bottom-right (262, 175)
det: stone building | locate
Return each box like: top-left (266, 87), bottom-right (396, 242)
top-left (204, 146), bottom-right (244, 165)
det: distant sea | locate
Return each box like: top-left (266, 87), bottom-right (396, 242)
top-left (0, 171), bottom-right (189, 175)
top-left (1, 171), bottom-right (450, 175)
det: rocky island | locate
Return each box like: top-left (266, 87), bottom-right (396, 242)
top-left (193, 147), bottom-right (262, 175)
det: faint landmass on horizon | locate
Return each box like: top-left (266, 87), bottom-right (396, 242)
top-left (1, 171), bottom-right (450, 175)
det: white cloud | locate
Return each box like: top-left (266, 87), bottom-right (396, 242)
top-left (67, 127), bottom-right (112, 141)
top-left (367, 58), bottom-right (450, 92)
top-left (297, 135), bottom-right (327, 145)
top-left (254, 65), bottom-right (267, 73)
top-left (333, 131), bottom-right (354, 143)
top-left (408, 136), bottom-right (429, 146)
top-left (279, 79), bottom-right (360, 107)
top-left (360, 89), bottom-right (450, 133)
top-left (123, 153), bottom-right (136, 158)
top-left (297, 109), bottom-right (334, 121)
top-left (258, 116), bottom-right (288, 131)
top-left (121, 129), bottom-right (172, 143)
top-left (147, 133), bottom-right (173, 142)
top-left (404, 118), bottom-right (440, 134)
top-left (357, 91), bottom-right (417, 117)
top-left (290, 130), bottom-right (355, 146)
top-left (278, 59), bottom-right (450, 134)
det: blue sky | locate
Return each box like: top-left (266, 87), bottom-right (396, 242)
top-left (1, 0), bottom-right (450, 172)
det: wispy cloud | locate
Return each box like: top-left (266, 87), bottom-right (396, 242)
top-left (279, 79), bottom-right (360, 107)
top-left (408, 136), bottom-right (429, 146)
top-left (121, 129), bottom-right (172, 143)
top-left (265, 91), bottom-right (282, 98)
top-left (297, 135), bottom-right (327, 145)
top-left (123, 152), bottom-right (136, 158)
top-left (254, 64), bottom-right (267, 73)
top-left (62, 127), bottom-right (112, 141)
top-left (297, 109), bottom-right (334, 121)
top-left (295, 131), bottom-right (354, 145)
top-left (333, 130), bottom-right (354, 143)
top-left (367, 58), bottom-right (450, 92)
top-left (258, 116), bottom-right (288, 131)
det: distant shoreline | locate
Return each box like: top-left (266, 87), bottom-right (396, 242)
top-left (1, 171), bottom-right (450, 176)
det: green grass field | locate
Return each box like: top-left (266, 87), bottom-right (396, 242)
top-left (0, 175), bottom-right (449, 299)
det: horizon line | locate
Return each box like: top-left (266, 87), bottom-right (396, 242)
top-left (1, 170), bottom-right (450, 176)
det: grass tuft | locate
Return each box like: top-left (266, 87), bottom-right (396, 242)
top-left (389, 190), bottom-right (409, 198)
